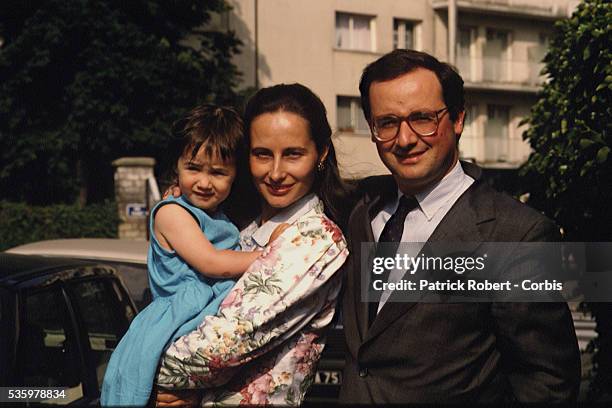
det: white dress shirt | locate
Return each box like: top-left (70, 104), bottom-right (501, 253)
top-left (371, 160), bottom-right (475, 312)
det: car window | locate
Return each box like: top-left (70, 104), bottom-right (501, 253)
top-left (16, 284), bottom-right (84, 403)
top-left (68, 278), bottom-right (134, 388)
top-left (103, 262), bottom-right (151, 310)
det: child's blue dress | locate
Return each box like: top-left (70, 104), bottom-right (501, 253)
top-left (101, 195), bottom-right (238, 406)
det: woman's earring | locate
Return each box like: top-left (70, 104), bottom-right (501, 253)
top-left (317, 161), bottom-right (325, 172)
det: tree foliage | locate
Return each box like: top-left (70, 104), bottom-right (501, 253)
top-left (519, 0), bottom-right (611, 241)
top-left (0, 0), bottom-right (242, 205)
top-left (520, 0), bottom-right (611, 400)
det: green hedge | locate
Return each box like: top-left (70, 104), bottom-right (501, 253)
top-left (0, 201), bottom-right (119, 251)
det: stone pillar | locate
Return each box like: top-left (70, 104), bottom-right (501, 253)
top-left (112, 157), bottom-right (156, 240)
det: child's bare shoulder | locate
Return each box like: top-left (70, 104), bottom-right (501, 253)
top-left (154, 203), bottom-right (197, 229)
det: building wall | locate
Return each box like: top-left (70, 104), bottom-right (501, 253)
top-left (225, 0), bottom-right (575, 178)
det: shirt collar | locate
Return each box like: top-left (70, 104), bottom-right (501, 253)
top-left (246, 193), bottom-right (320, 247)
top-left (398, 160), bottom-right (468, 221)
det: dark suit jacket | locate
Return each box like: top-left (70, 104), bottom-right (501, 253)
top-left (339, 162), bottom-right (581, 404)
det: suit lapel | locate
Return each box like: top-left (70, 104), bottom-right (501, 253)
top-left (346, 176), bottom-right (396, 344)
top-left (350, 198), bottom-right (375, 343)
top-left (362, 164), bottom-right (495, 344)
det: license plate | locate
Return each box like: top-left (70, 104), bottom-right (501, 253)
top-left (314, 370), bottom-right (342, 385)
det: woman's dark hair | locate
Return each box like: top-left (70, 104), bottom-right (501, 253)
top-left (359, 49), bottom-right (465, 122)
top-left (166, 104), bottom-right (244, 182)
top-left (242, 83), bottom-right (352, 227)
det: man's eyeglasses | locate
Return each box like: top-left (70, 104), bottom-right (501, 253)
top-left (371, 107), bottom-right (449, 142)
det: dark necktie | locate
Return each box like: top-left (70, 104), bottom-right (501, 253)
top-left (369, 195), bottom-right (419, 326)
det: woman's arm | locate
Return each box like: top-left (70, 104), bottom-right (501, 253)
top-left (154, 204), bottom-right (260, 278)
top-left (155, 212), bottom-right (348, 390)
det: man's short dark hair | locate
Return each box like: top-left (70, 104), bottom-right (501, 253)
top-left (359, 49), bottom-right (465, 122)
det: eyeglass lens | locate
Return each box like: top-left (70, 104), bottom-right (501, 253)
top-left (374, 109), bottom-right (446, 140)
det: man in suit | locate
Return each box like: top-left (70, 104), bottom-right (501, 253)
top-left (338, 49), bottom-right (581, 404)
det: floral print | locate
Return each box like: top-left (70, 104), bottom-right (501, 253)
top-left (156, 197), bottom-right (348, 405)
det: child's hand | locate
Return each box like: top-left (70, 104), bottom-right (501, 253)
top-left (269, 223), bottom-right (290, 242)
top-left (162, 184), bottom-right (182, 199)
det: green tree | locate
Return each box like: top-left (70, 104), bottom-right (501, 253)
top-left (519, 0), bottom-right (611, 399)
top-left (0, 0), bottom-right (242, 205)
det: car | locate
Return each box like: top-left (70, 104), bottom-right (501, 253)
top-left (6, 238), bottom-right (346, 403)
top-left (0, 253), bottom-right (138, 405)
top-left (6, 239), bottom-right (152, 310)
top-left (304, 323), bottom-right (345, 404)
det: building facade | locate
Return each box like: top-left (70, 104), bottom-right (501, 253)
top-left (221, 0), bottom-right (578, 178)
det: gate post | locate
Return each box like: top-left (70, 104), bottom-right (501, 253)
top-left (112, 157), bottom-right (156, 240)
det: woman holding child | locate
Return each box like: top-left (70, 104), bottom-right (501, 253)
top-left (102, 83), bottom-right (350, 406)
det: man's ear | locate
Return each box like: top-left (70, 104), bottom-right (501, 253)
top-left (454, 110), bottom-right (466, 140)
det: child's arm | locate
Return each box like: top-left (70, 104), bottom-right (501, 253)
top-left (154, 204), bottom-right (260, 278)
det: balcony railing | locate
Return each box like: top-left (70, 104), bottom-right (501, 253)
top-left (460, 133), bottom-right (531, 166)
top-left (484, 135), bottom-right (510, 162)
top-left (452, 0), bottom-right (564, 9)
top-left (456, 56), bottom-right (545, 87)
top-left (432, 0), bottom-right (571, 19)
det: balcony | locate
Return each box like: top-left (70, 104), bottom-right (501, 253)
top-left (456, 56), bottom-right (545, 92)
top-left (460, 133), bottom-right (531, 168)
top-left (432, 0), bottom-right (572, 20)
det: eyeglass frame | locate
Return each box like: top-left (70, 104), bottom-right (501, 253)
top-left (370, 107), bottom-right (450, 142)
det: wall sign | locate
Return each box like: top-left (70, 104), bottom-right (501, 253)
top-left (126, 203), bottom-right (147, 218)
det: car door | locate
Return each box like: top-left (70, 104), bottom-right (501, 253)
top-left (66, 276), bottom-right (136, 393)
top-left (14, 282), bottom-right (91, 404)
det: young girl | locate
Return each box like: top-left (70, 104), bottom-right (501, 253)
top-left (101, 105), bottom-right (283, 406)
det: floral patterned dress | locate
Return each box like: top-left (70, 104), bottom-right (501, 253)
top-left (156, 194), bottom-right (348, 405)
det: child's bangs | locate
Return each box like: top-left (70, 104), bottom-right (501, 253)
top-left (184, 140), bottom-right (235, 164)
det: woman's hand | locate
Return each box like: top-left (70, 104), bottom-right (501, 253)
top-left (269, 223), bottom-right (290, 242)
top-left (162, 184), bottom-right (182, 199)
top-left (155, 389), bottom-right (201, 407)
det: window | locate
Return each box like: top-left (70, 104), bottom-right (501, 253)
top-left (525, 32), bottom-right (551, 85)
top-left (337, 96), bottom-right (369, 134)
top-left (528, 32), bottom-right (550, 63)
top-left (393, 19), bottom-right (414, 49)
top-left (485, 104), bottom-right (511, 162)
top-left (17, 285), bottom-right (84, 402)
top-left (335, 12), bottom-right (375, 51)
top-left (538, 32), bottom-right (551, 47)
top-left (486, 29), bottom-right (510, 52)
top-left (484, 29), bottom-right (511, 81)
top-left (462, 104), bottom-right (478, 138)
top-left (103, 261), bottom-right (151, 309)
top-left (487, 105), bottom-right (510, 134)
top-left (456, 26), bottom-right (475, 80)
top-left (69, 278), bottom-right (134, 388)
